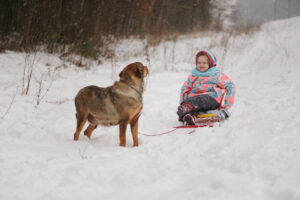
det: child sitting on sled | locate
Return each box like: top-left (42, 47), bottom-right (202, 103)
top-left (177, 50), bottom-right (236, 125)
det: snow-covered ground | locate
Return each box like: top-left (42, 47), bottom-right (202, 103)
top-left (1, 17), bottom-right (300, 200)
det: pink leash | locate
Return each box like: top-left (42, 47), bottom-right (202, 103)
top-left (139, 128), bottom-right (195, 136)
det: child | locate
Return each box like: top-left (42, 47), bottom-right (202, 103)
top-left (177, 50), bottom-right (236, 125)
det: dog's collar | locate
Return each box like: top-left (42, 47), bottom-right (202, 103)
top-left (128, 84), bottom-right (143, 100)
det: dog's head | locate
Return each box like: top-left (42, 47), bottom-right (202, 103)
top-left (119, 62), bottom-right (149, 83)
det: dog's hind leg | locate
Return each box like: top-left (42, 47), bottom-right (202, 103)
top-left (74, 113), bottom-right (88, 141)
top-left (119, 121), bottom-right (128, 147)
top-left (84, 124), bottom-right (97, 139)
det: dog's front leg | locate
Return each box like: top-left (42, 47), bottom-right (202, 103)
top-left (130, 115), bottom-right (140, 147)
top-left (119, 122), bottom-right (127, 147)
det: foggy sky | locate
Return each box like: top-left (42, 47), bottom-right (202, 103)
top-left (237, 0), bottom-right (300, 25)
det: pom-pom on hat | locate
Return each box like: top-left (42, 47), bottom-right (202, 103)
top-left (195, 50), bottom-right (217, 67)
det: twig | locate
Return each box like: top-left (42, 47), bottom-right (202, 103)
top-left (78, 140), bottom-right (91, 159)
top-left (21, 52), bottom-right (37, 95)
top-left (1, 88), bottom-right (18, 119)
top-left (39, 77), bottom-right (54, 105)
top-left (35, 70), bottom-right (56, 107)
top-left (144, 40), bottom-right (152, 70)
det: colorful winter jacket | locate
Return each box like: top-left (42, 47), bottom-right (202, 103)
top-left (180, 67), bottom-right (236, 110)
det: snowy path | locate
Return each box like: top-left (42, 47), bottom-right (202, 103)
top-left (1, 17), bottom-right (300, 200)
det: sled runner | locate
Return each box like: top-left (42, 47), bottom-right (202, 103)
top-left (174, 113), bottom-right (219, 128)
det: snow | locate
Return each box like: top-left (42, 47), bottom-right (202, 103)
top-left (1, 17), bottom-right (300, 200)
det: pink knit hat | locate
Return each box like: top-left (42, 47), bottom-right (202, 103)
top-left (195, 50), bottom-right (217, 67)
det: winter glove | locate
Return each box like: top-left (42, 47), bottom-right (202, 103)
top-left (220, 108), bottom-right (230, 120)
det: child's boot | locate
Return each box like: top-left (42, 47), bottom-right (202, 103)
top-left (183, 114), bottom-right (196, 125)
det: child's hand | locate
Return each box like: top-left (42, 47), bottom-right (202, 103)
top-left (220, 108), bottom-right (230, 119)
top-left (222, 105), bottom-right (230, 110)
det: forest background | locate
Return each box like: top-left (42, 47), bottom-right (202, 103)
top-left (0, 0), bottom-right (236, 61)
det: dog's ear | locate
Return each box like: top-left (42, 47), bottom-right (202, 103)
top-left (119, 70), bottom-right (123, 78)
top-left (133, 66), bottom-right (142, 78)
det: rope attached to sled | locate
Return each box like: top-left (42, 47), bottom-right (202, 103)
top-left (139, 128), bottom-right (196, 136)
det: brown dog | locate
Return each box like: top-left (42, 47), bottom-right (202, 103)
top-left (73, 62), bottom-right (149, 147)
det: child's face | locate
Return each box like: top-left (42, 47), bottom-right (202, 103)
top-left (196, 55), bottom-right (210, 72)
